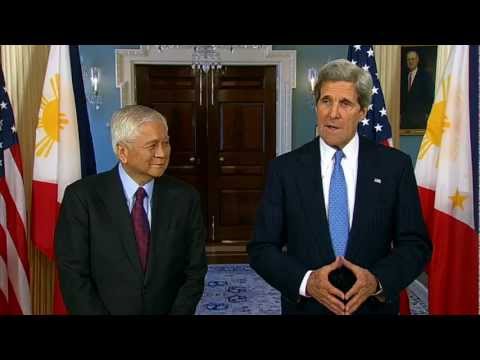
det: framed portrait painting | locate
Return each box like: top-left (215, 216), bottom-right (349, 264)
top-left (400, 45), bottom-right (437, 135)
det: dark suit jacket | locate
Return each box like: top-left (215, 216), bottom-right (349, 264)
top-left (248, 136), bottom-right (432, 315)
top-left (401, 68), bottom-right (435, 129)
top-left (55, 166), bottom-right (207, 315)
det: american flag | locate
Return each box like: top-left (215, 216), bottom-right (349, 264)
top-left (348, 45), bottom-right (393, 146)
top-left (0, 68), bottom-right (31, 314)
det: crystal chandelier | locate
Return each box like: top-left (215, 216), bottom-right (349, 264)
top-left (158, 45), bottom-right (263, 73)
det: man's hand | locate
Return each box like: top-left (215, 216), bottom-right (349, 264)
top-left (341, 257), bottom-right (378, 315)
top-left (306, 257), bottom-right (346, 315)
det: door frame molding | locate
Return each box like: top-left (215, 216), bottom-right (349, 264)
top-left (115, 45), bottom-right (296, 155)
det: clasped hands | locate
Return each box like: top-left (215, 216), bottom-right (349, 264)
top-left (305, 256), bottom-right (378, 315)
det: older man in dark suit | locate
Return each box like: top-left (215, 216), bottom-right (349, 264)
top-left (248, 59), bottom-right (432, 315)
top-left (401, 50), bottom-right (435, 129)
top-left (55, 105), bottom-right (207, 314)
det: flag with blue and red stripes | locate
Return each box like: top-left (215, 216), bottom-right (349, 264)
top-left (348, 45), bottom-right (393, 146)
top-left (0, 67), bottom-right (31, 314)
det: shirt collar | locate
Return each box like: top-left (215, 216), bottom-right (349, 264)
top-left (319, 132), bottom-right (359, 162)
top-left (118, 163), bottom-right (154, 201)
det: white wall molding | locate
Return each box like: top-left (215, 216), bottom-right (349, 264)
top-left (115, 45), bottom-right (296, 155)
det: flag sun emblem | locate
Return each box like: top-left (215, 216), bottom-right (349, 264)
top-left (35, 74), bottom-right (69, 157)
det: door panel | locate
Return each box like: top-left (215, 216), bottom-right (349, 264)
top-left (219, 190), bottom-right (262, 226)
top-left (220, 103), bottom-right (265, 151)
top-left (208, 66), bottom-right (276, 262)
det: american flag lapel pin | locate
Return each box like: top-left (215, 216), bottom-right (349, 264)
top-left (374, 178), bottom-right (382, 184)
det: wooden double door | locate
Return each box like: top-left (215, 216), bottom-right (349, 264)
top-left (135, 65), bottom-right (276, 263)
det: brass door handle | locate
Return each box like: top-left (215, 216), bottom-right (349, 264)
top-left (219, 156), bottom-right (224, 163)
top-left (189, 156), bottom-right (196, 163)
top-left (211, 216), bottom-right (215, 242)
top-left (199, 70), bottom-right (203, 107)
top-left (211, 70), bottom-right (214, 106)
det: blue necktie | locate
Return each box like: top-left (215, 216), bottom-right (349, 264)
top-left (328, 150), bottom-right (349, 257)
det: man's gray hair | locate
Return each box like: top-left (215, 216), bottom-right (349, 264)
top-left (313, 59), bottom-right (373, 110)
top-left (110, 105), bottom-right (168, 155)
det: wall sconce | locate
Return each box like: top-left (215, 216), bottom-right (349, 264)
top-left (307, 67), bottom-right (318, 93)
top-left (87, 66), bottom-right (102, 110)
top-left (307, 67), bottom-right (318, 113)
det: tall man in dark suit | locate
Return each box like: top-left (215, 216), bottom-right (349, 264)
top-left (248, 59), bottom-right (432, 315)
top-left (55, 105), bottom-right (207, 314)
top-left (401, 50), bottom-right (435, 129)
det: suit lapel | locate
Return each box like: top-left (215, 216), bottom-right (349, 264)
top-left (296, 138), bottom-right (336, 262)
top-left (346, 137), bottom-right (377, 259)
top-left (97, 166), bottom-right (144, 276)
top-left (144, 176), bottom-right (172, 283)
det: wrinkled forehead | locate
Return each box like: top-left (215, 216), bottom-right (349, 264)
top-left (320, 81), bottom-right (358, 100)
top-left (135, 120), bottom-right (168, 139)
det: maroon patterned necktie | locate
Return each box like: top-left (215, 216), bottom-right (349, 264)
top-left (132, 187), bottom-right (150, 272)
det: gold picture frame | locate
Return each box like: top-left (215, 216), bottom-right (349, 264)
top-left (400, 128), bottom-right (427, 136)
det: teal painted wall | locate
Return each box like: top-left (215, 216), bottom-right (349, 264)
top-left (399, 136), bottom-right (423, 166)
top-left (272, 45), bottom-right (348, 149)
top-left (78, 45), bottom-right (420, 172)
top-left (79, 45), bottom-right (139, 172)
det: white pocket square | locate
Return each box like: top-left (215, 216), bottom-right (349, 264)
top-left (374, 178), bottom-right (382, 184)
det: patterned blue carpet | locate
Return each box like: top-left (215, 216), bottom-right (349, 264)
top-left (195, 264), bottom-right (428, 315)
